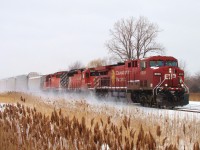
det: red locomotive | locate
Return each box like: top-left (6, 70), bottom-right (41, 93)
top-left (43, 71), bottom-right (68, 91)
top-left (43, 55), bottom-right (189, 108)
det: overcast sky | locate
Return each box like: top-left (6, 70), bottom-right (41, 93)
top-left (0, 0), bottom-right (200, 78)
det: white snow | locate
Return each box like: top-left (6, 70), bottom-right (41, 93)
top-left (183, 101), bottom-right (200, 110)
top-left (0, 103), bottom-right (6, 112)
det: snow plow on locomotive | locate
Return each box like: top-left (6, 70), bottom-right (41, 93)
top-left (42, 55), bottom-right (189, 108)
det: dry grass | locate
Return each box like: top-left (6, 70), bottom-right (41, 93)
top-left (0, 92), bottom-right (199, 149)
top-left (0, 103), bottom-right (180, 150)
top-left (190, 93), bottom-right (200, 101)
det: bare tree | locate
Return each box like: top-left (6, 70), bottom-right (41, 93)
top-left (187, 72), bottom-right (200, 93)
top-left (87, 58), bottom-right (107, 68)
top-left (87, 57), bottom-right (118, 68)
top-left (179, 59), bottom-right (190, 79)
top-left (105, 16), bottom-right (164, 61)
top-left (68, 61), bottom-right (84, 70)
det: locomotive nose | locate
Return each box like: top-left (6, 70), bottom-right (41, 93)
top-left (163, 67), bottom-right (180, 87)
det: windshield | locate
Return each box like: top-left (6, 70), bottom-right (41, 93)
top-left (150, 61), bottom-right (164, 67)
top-left (166, 61), bottom-right (177, 67)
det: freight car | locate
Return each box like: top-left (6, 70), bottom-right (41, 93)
top-left (5, 77), bottom-right (16, 91)
top-left (15, 75), bottom-right (28, 92)
top-left (0, 73), bottom-right (43, 92)
top-left (28, 73), bottom-right (44, 92)
top-left (43, 55), bottom-right (189, 108)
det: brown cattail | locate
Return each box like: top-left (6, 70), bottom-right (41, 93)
top-left (183, 124), bottom-right (186, 135)
top-left (100, 118), bottom-right (103, 127)
top-left (123, 116), bottom-right (128, 130)
top-left (59, 108), bottom-right (62, 116)
top-left (177, 136), bottom-right (180, 145)
top-left (162, 137), bottom-right (167, 146)
top-left (107, 116), bottom-right (111, 125)
top-left (156, 125), bottom-right (161, 137)
top-left (193, 142), bottom-right (200, 150)
top-left (130, 129), bottom-right (136, 139)
top-left (91, 118), bottom-right (94, 127)
top-left (120, 126), bottom-right (122, 134)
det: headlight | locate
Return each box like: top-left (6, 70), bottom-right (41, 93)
top-left (165, 84), bottom-right (168, 87)
top-left (181, 84), bottom-right (184, 87)
top-left (154, 73), bottom-right (161, 76)
top-left (169, 68), bottom-right (172, 73)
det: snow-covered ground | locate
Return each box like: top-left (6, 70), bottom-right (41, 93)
top-left (182, 101), bottom-right (200, 110)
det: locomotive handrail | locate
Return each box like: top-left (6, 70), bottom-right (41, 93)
top-left (182, 81), bottom-right (189, 94)
top-left (153, 77), bottom-right (162, 96)
top-left (153, 78), bottom-right (166, 96)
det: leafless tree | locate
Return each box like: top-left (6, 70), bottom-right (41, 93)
top-left (68, 61), bottom-right (84, 70)
top-left (187, 72), bottom-right (200, 92)
top-left (179, 60), bottom-right (190, 79)
top-left (105, 16), bottom-right (164, 61)
top-left (87, 57), bottom-right (117, 68)
top-left (87, 58), bottom-right (107, 68)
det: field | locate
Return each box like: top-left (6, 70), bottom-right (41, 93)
top-left (0, 92), bottom-right (200, 150)
top-left (190, 93), bottom-right (200, 101)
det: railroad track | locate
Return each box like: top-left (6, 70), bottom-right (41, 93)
top-left (173, 107), bottom-right (200, 113)
top-left (128, 102), bottom-right (200, 113)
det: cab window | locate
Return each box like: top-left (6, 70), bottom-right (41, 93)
top-left (140, 61), bottom-right (147, 70)
top-left (166, 61), bottom-right (177, 67)
top-left (150, 61), bottom-right (164, 67)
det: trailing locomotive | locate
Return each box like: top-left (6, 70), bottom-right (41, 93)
top-left (0, 55), bottom-right (189, 108)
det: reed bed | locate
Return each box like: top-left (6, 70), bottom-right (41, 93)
top-left (0, 103), bottom-right (199, 150)
top-left (190, 93), bottom-right (200, 101)
top-left (0, 92), bottom-right (200, 149)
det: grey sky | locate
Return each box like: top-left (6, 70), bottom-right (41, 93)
top-left (0, 0), bottom-right (200, 78)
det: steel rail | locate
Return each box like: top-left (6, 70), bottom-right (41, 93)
top-left (172, 108), bottom-right (200, 113)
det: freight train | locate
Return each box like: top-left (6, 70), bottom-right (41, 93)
top-left (0, 55), bottom-right (189, 108)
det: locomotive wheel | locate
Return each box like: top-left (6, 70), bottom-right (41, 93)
top-left (139, 94), bottom-right (148, 106)
top-left (156, 92), bottom-right (166, 108)
top-left (140, 94), bottom-right (154, 107)
top-left (147, 95), bottom-right (154, 107)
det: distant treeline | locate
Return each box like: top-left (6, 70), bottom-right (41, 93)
top-left (186, 73), bottom-right (200, 93)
